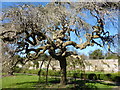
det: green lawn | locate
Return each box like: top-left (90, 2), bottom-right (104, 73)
top-left (2, 73), bottom-right (117, 89)
top-left (2, 73), bottom-right (39, 88)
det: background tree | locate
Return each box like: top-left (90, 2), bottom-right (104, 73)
top-left (105, 52), bottom-right (118, 59)
top-left (89, 49), bottom-right (104, 59)
top-left (1, 40), bottom-right (24, 75)
top-left (80, 54), bottom-right (88, 60)
top-left (0, 2), bottom-right (119, 85)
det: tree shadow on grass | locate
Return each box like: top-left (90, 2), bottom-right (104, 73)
top-left (16, 81), bottom-right (37, 85)
top-left (67, 79), bottom-right (119, 90)
top-left (48, 78), bottom-right (60, 84)
top-left (67, 80), bottom-right (97, 90)
top-left (87, 80), bottom-right (120, 86)
top-left (14, 78), bottom-right (119, 89)
top-left (87, 80), bottom-right (116, 86)
top-left (15, 78), bottom-right (60, 88)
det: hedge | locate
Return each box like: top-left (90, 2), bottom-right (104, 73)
top-left (14, 68), bottom-right (120, 82)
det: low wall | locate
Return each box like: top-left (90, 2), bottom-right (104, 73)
top-left (17, 59), bottom-right (118, 73)
top-left (84, 59), bottom-right (118, 73)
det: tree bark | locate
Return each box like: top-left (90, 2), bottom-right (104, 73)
top-left (8, 70), bottom-right (14, 75)
top-left (48, 50), bottom-right (67, 85)
top-left (59, 57), bottom-right (67, 85)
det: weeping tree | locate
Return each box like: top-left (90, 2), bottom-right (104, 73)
top-left (1, 40), bottom-right (24, 75)
top-left (0, 2), bottom-right (119, 85)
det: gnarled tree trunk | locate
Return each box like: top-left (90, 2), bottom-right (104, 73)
top-left (59, 57), bottom-right (67, 85)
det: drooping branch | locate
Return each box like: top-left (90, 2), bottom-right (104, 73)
top-left (46, 58), bottom-right (52, 84)
top-left (38, 59), bottom-right (45, 83)
top-left (90, 10), bottom-right (99, 21)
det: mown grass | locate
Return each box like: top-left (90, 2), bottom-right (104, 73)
top-left (2, 73), bottom-right (39, 88)
top-left (2, 73), bottom-right (117, 89)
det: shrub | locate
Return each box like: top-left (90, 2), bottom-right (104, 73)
top-left (73, 73), bottom-right (78, 78)
top-left (88, 73), bottom-right (97, 80)
top-left (14, 66), bottom-right (21, 73)
top-left (106, 73), bottom-right (111, 77)
top-left (14, 68), bottom-right (120, 83)
top-left (48, 70), bottom-right (60, 76)
top-left (80, 73), bottom-right (87, 79)
top-left (114, 76), bottom-right (120, 82)
top-left (97, 74), bottom-right (101, 80)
